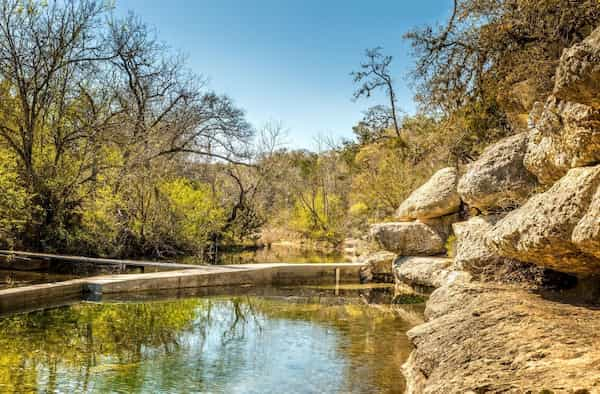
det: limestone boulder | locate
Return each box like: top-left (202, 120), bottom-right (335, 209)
top-left (524, 96), bottom-right (600, 185)
top-left (370, 215), bottom-right (456, 256)
top-left (404, 283), bottom-right (600, 393)
top-left (396, 167), bottom-right (461, 220)
top-left (572, 186), bottom-right (600, 259)
top-left (357, 251), bottom-right (396, 283)
top-left (453, 216), bottom-right (505, 272)
top-left (457, 133), bottom-right (537, 211)
top-left (393, 256), bottom-right (470, 290)
top-left (554, 26), bottom-right (600, 109)
top-left (487, 165), bottom-right (600, 275)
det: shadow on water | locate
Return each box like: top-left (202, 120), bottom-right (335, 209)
top-left (0, 285), bottom-right (422, 394)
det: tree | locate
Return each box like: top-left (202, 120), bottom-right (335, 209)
top-left (352, 47), bottom-right (406, 147)
top-left (0, 1), bottom-right (256, 253)
top-left (405, 0), bottom-right (600, 117)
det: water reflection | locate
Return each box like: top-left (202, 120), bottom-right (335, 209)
top-left (0, 269), bottom-right (78, 290)
top-left (182, 245), bottom-right (346, 265)
top-left (0, 287), bottom-right (417, 393)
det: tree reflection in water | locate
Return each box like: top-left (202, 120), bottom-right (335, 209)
top-left (0, 293), bottom-right (415, 393)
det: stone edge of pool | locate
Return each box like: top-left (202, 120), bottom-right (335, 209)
top-left (0, 263), bottom-right (364, 315)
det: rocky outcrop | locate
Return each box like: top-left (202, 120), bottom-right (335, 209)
top-left (357, 251), bottom-right (396, 283)
top-left (452, 216), bottom-right (505, 272)
top-left (370, 222), bottom-right (445, 256)
top-left (370, 215), bottom-right (456, 256)
top-left (524, 96), bottom-right (600, 185)
top-left (554, 25), bottom-right (600, 109)
top-left (487, 165), bottom-right (600, 275)
top-left (458, 133), bottom-right (537, 211)
top-left (393, 256), bottom-right (470, 290)
top-left (396, 167), bottom-right (461, 220)
top-left (401, 26), bottom-right (600, 394)
top-left (572, 186), bottom-right (600, 259)
top-left (404, 282), bottom-right (600, 393)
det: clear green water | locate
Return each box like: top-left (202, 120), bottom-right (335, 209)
top-left (0, 288), bottom-right (417, 393)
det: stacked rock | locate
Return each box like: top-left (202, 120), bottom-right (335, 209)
top-left (366, 167), bottom-right (463, 288)
top-left (362, 26), bottom-right (600, 285)
top-left (485, 26), bottom-right (600, 277)
top-left (370, 167), bottom-right (460, 256)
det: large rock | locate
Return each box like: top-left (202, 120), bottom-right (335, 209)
top-left (487, 165), bottom-right (600, 275)
top-left (572, 186), bottom-right (600, 259)
top-left (370, 215), bottom-right (456, 256)
top-left (393, 256), bottom-right (469, 290)
top-left (357, 251), bottom-right (396, 283)
top-left (404, 283), bottom-right (600, 393)
top-left (524, 96), bottom-right (600, 185)
top-left (457, 133), bottom-right (537, 211)
top-left (396, 167), bottom-right (460, 220)
top-left (554, 26), bottom-right (600, 109)
top-left (453, 216), bottom-right (505, 272)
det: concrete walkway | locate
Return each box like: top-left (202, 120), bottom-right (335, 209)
top-left (0, 250), bottom-right (201, 271)
top-left (0, 262), bottom-right (363, 315)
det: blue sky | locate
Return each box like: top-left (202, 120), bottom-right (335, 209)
top-left (114, 0), bottom-right (452, 149)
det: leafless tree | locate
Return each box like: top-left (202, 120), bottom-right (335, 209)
top-left (352, 47), bottom-right (405, 146)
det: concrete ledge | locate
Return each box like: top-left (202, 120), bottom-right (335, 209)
top-left (0, 279), bottom-right (86, 315)
top-left (0, 263), bottom-right (363, 314)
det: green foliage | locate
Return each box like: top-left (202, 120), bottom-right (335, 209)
top-left (160, 178), bottom-right (226, 250)
top-left (0, 149), bottom-right (32, 247)
top-left (291, 191), bottom-right (345, 243)
top-left (445, 234), bottom-right (457, 258)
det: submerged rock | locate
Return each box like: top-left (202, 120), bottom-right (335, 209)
top-left (487, 165), bottom-right (600, 275)
top-left (524, 96), bottom-right (600, 185)
top-left (396, 167), bottom-right (461, 221)
top-left (457, 133), bottom-right (537, 212)
top-left (554, 25), bottom-right (600, 109)
top-left (370, 215), bottom-right (456, 256)
top-left (357, 251), bottom-right (396, 283)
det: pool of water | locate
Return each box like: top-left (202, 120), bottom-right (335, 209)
top-left (0, 286), bottom-right (420, 393)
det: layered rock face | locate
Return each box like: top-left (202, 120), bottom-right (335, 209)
top-left (554, 25), bottom-right (600, 109)
top-left (524, 96), bottom-right (600, 185)
top-left (397, 27), bottom-right (600, 394)
top-left (523, 26), bottom-right (600, 185)
top-left (396, 167), bottom-right (461, 221)
top-left (404, 282), bottom-right (600, 394)
top-left (457, 133), bottom-right (537, 211)
top-left (573, 186), bottom-right (600, 258)
top-left (488, 165), bottom-right (600, 275)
